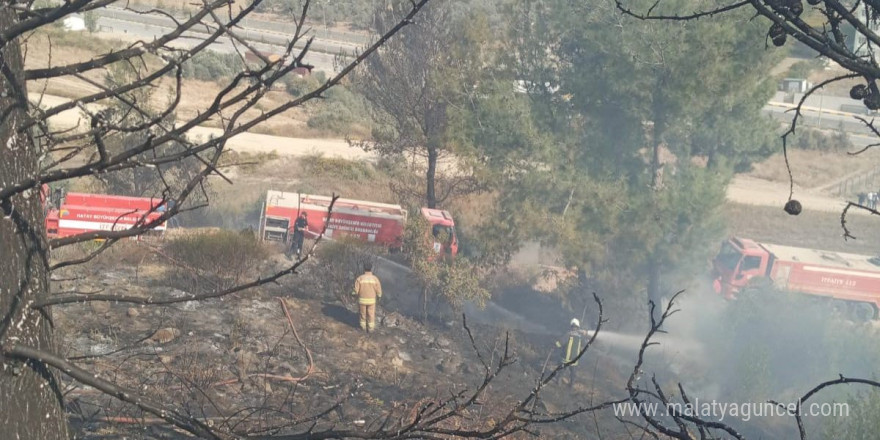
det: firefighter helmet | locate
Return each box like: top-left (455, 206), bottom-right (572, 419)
top-left (570, 318), bottom-right (580, 327)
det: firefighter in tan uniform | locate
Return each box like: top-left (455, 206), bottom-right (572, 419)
top-left (352, 262), bottom-right (382, 332)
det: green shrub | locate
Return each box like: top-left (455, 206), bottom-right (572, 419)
top-left (217, 150), bottom-right (280, 173)
top-left (403, 213), bottom-right (489, 314)
top-left (182, 51), bottom-right (245, 81)
top-left (178, 196), bottom-right (265, 230)
top-left (714, 285), bottom-right (880, 402)
top-left (301, 237), bottom-right (385, 302)
top-left (785, 58), bottom-right (824, 79)
top-left (823, 386), bottom-right (880, 439)
top-left (788, 127), bottom-right (851, 152)
top-left (300, 154), bottom-right (375, 181)
top-left (83, 11), bottom-right (98, 33)
top-left (283, 73), bottom-right (323, 97)
top-left (164, 229), bottom-right (268, 293)
top-left (35, 25), bottom-right (126, 55)
top-left (306, 85), bottom-right (372, 134)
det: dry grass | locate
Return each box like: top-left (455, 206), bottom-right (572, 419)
top-left (217, 149), bottom-right (280, 171)
top-left (446, 191), bottom-right (496, 231)
top-left (746, 148), bottom-right (880, 189)
top-left (24, 27), bottom-right (130, 68)
top-left (193, 152), bottom-right (497, 234)
top-left (169, 79), bottom-right (321, 138)
top-left (257, 155), bottom-right (396, 201)
top-left (724, 202), bottom-right (880, 255)
top-left (23, 27), bottom-right (320, 139)
top-left (23, 24), bottom-right (378, 143)
top-left (171, 83), bottom-right (327, 139)
top-left (65, 175), bottom-right (107, 193)
top-left (246, 116), bottom-right (371, 139)
top-left (184, 155), bottom-right (398, 228)
top-left (23, 27), bottom-right (131, 99)
top-left (808, 66), bottom-right (864, 96)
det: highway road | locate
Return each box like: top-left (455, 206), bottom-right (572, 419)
top-left (762, 99), bottom-right (880, 155)
top-left (762, 90), bottom-right (880, 139)
top-left (88, 6), bottom-right (880, 145)
top-left (92, 6), bottom-right (365, 74)
top-left (763, 102), bottom-right (875, 135)
top-left (97, 5), bottom-right (370, 47)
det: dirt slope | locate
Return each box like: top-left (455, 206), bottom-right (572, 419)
top-left (53, 246), bottom-right (627, 439)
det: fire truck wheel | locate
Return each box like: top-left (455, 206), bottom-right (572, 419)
top-left (831, 300), bottom-right (849, 317)
top-left (746, 276), bottom-right (772, 291)
top-left (849, 302), bottom-right (876, 322)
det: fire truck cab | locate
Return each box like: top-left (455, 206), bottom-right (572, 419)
top-left (423, 207), bottom-right (458, 257)
top-left (712, 238), bottom-right (770, 299)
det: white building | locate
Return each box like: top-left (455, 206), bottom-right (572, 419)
top-left (63, 16), bottom-right (85, 32)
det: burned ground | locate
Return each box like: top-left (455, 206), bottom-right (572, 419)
top-left (51, 241), bottom-right (629, 439)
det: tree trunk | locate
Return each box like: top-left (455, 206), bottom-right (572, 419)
top-left (650, 112), bottom-right (666, 191)
top-left (651, 141), bottom-right (664, 190)
top-left (647, 90), bottom-right (666, 311)
top-left (646, 259), bottom-right (663, 312)
top-left (0, 8), bottom-right (70, 438)
top-left (426, 147), bottom-right (438, 208)
top-left (422, 286), bottom-right (429, 323)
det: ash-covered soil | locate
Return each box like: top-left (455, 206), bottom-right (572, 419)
top-left (51, 244), bottom-right (627, 439)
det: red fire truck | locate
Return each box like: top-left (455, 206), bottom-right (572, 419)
top-left (259, 190), bottom-right (458, 256)
top-left (712, 237), bottom-right (880, 320)
top-left (45, 192), bottom-right (167, 239)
